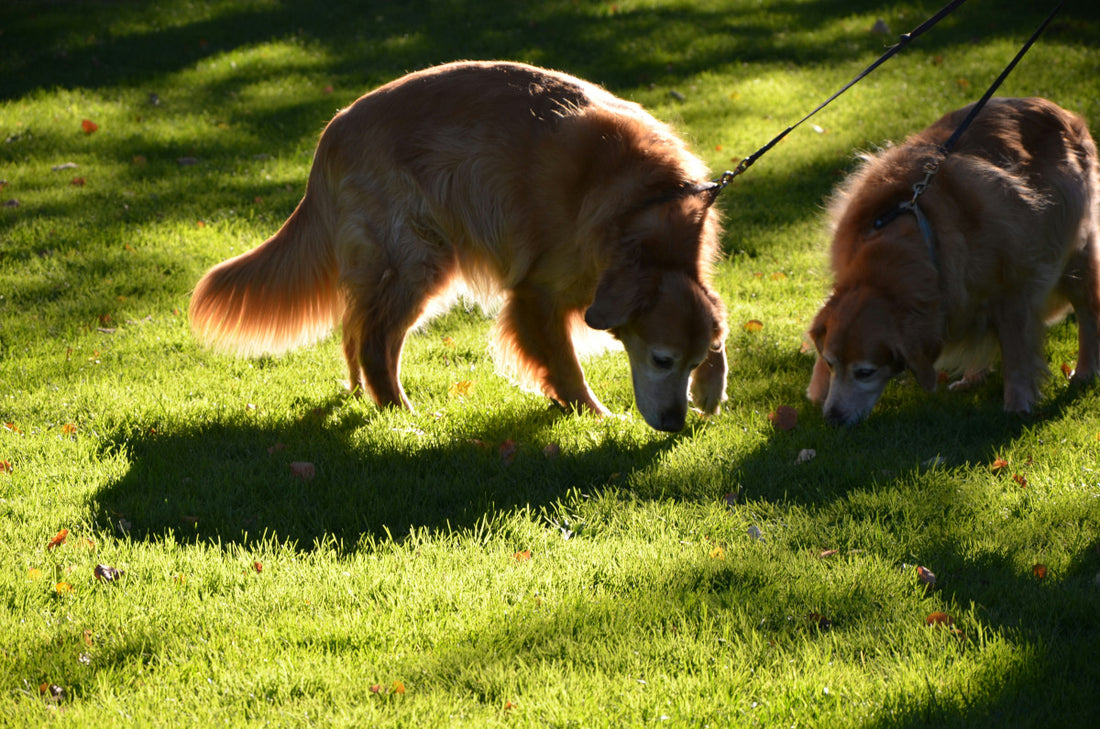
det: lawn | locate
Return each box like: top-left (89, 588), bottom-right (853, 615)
top-left (1, 0), bottom-right (1099, 726)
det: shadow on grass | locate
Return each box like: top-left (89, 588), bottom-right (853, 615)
top-left (89, 396), bottom-right (683, 549)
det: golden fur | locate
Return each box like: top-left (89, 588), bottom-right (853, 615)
top-left (190, 61), bottom-right (728, 431)
top-left (808, 97), bottom-right (1100, 425)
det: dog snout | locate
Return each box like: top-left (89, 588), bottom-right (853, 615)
top-left (655, 405), bottom-right (687, 432)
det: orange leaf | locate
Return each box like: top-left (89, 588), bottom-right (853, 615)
top-left (369, 684), bottom-right (382, 694)
top-left (62, 423), bottom-right (77, 436)
top-left (1013, 473), bottom-right (1028, 488)
top-left (81, 119), bottom-right (98, 134)
top-left (392, 681), bottom-right (406, 694)
top-left (28, 568), bottom-right (43, 581)
top-left (709, 545), bottom-right (725, 560)
top-left (70, 177), bottom-right (85, 187)
top-left (768, 405), bottom-right (797, 431)
top-left (769, 271), bottom-right (787, 281)
top-left (253, 561), bottom-right (263, 573)
top-left (499, 439), bottom-right (517, 465)
top-left (1032, 563), bottom-right (1048, 580)
top-left (0, 460), bottom-right (11, 474)
top-left (925, 611), bottom-right (953, 627)
top-left (514, 549), bottom-right (532, 562)
top-left (743, 319), bottom-right (764, 332)
top-left (3, 422), bottom-right (22, 434)
top-left (1061, 362), bottom-right (1073, 379)
top-left (54, 581), bottom-right (73, 594)
top-left (442, 336), bottom-right (456, 348)
top-left (990, 458), bottom-right (1009, 474)
top-left (47, 528), bottom-right (69, 550)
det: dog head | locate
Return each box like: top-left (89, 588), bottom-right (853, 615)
top-left (585, 269), bottom-right (725, 432)
top-left (808, 286), bottom-right (940, 426)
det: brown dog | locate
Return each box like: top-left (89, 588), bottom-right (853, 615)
top-left (808, 97), bottom-right (1099, 425)
top-left (190, 61), bottom-right (728, 431)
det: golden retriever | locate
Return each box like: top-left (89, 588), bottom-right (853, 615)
top-left (189, 61), bottom-right (728, 431)
top-left (808, 97), bottom-right (1099, 425)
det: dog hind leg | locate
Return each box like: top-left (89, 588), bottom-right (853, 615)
top-left (341, 224), bottom-right (456, 411)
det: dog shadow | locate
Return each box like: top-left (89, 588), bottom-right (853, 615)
top-left (88, 395), bottom-right (685, 550)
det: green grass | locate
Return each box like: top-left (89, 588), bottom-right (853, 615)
top-left (2, 0), bottom-right (1099, 726)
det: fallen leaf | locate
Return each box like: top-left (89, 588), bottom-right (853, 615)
top-left (39, 683), bottom-right (65, 700)
top-left (917, 566), bottom-right (936, 587)
top-left (925, 611), bottom-right (953, 627)
top-left (3, 422), bottom-right (23, 434)
top-left (61, 423), bottom-right (77, 436)
top-left (442, 336), bottom-right (455, 348)
top-left (499, 439), bottom-right (517, 465)
top-left (1061, 362), bottom-right (1074, 379)
top-left (514, 549), bottom-right (531, 562)
top-left (93, 564), bottom-right (123, 583)
top-left (289, 461), bottom-right (316, 480)
top-left (253, 561), bottom-right (263, 573)
top-left (81, 119), bottom-right (98, 134)
top-left (723, 492), bottom-right (738, 508)
top-left (196, 219), bottom-right (206, 228)
top-left (743, 319), bottom-right (764, 332)
top-left (47, 528), bottom-right (69, 550)
top-left (132, 155), bottom-right (147, 166)
top-left (448, 379), bottom-right (474, 397)
top-left (818, 549), bottom-right (839, 559)
top-left (769, 271), bottom-right (787, 281)
top-left (0, 460), bottom-right (11, 474)
top-left (392, 681), bottom-right (406, 694)
top-left (370, 684), bottom-right (382, 694)
top-left (990, 458), bottom-right (1009, 474)
top-left (70, 176), bottom-right (85, 187)
top-left (542, 443), bottom-right (560, 459)
top-left (83, 629), bottom-right (94, 646)
top-left (54, 581), bottom-right (73, 595)
top-left (709, 545), bottom-right (725, 560)
top-left (28, 568), bottom-right (43, 580)
top-left (1032, 563), bottom-right (1048, 580)
top-left (768, 405), bottom-right (797, 431)
top-left (1013, 473), bottom-right (1028, 488)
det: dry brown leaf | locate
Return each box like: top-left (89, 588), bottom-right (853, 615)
top-left (289, 461), bottom-right (316, 480)
top-left (768, 405), bottom-right (797, 431)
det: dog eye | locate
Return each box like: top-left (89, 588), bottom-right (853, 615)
top-left (652, 354), bottom-right (675, 370)
top-left (853, 366), bottom-right (877, 381)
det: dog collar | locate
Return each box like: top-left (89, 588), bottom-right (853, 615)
top-left (872, 200), bottom-right (937, 267)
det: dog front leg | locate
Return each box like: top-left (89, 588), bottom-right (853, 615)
top-left (992, 298), bottom-right (1045, 414)
top-left (498, 287), bottom-right (608, 416)
top-left (690, 344), bottom-right (728, 414)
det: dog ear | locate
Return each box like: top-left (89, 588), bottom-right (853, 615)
top-left (895, 313), bottom-right (941, 392)
top-left (585, 264), bottom-right (649, 330)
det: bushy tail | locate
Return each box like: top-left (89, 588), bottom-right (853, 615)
top-left (189, 170), bottom-right (343, 357)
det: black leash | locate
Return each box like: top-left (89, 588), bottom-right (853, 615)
top-left (699, 0), bottom-right (971, 203)
top-left (874, 0), bottom-right (1066, 237)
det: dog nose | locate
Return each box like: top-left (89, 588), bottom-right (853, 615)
top-left (656, 408), bottom-right (686, 432)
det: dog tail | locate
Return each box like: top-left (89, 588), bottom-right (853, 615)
top-left (189, 166), bottom-right (342, 357)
